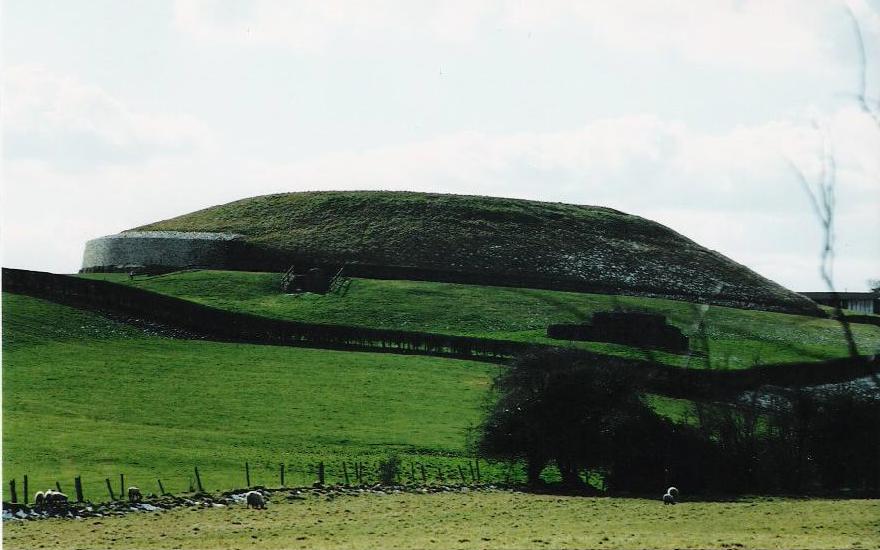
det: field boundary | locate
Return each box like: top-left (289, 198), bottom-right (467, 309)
top-left (4, 267), bottom-right (876, 399)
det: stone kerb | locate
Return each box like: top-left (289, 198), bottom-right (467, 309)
top-left (81, 231), bottom-right (243, 272)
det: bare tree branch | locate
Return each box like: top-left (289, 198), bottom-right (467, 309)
top-left (847, 5), bottom-right (880, 128)
top-left (791, 120), bottom-right (859, 358)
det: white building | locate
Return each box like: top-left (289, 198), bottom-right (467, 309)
top-left (799, 292), bottom-right (879, 315)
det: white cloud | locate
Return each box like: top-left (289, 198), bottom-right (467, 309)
top-left (172, 0), bottom-right (846, 72)
top-left (1, 65), bottom-right (212, 169)
top-left (508, 0), bottom-right (839, 70)
top-left (172, 0), bottom-right (500, 51)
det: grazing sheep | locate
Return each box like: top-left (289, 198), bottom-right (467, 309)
top-left (662, 492), bottom-right (676, 505)
top-left (33, 491), bottom-right (45, 508)
top-left (245, 490), bottom-right (266, 509)
top-left (666, 486), bottom-right (679, 499)
top-left (128, 486), bottom-right (142, 503)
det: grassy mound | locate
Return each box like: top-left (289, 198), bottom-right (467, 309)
top-left (2, 293), bottom-right (498, 497)
top-left (134, 191), bottom-right (818, 314)
top-left (81, 271), bottom-right (880, 369)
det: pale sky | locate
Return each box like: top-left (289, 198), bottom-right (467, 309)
top-left (2, 0), bottom-right (879, 291)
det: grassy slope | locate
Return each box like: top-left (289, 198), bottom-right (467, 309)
top-left (81, 271), bottom-right (880, 369)
top-left (5, 492), bottom-right (878, 550)
top-left (133, 191), bottom-right (817, 314)
top-left (2, 293), bottom-right (499, 497)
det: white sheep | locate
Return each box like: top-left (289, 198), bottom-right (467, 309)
top-left (33, 491), bottom-right (45, 508)
top-left (666, 486), bottom-right (679, 499)
top-left (128, 486), bottom-right (143, 503)
top-left (662, 492), bottom-right (676, 505)
top-left (245, 490), bottom-right (266, 509)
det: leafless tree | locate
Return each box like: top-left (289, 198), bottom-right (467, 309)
top-left (787, 5), bottom-right (880, 359)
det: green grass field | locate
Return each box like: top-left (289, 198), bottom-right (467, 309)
top-left (4, 287), bottom-right (878, 550)
top-left (2, 293), bottom-right (501, 498)
top-left (3, 291), bottom-right (711, 501)
top-left (5, 491), bottom-right (878, 549)
top-left (80, 270), bottom-right (880, 369)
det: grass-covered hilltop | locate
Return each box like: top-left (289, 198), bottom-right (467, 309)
top-left (131, 191), bottom-right (818, 315)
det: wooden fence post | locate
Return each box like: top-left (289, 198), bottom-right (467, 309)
top-left (56, 481), bottom-right (63, 494)
top-left (475, 459), bottom-right (481, 483)
top-left (194, 467), bottom-right (204, 492)
top-left (74, 476), bottom-right (84, 502)
top-left (458, 465), bottom-right (466, 484)
top-left (280, 464), bottom-right (285, 487)
top-left (23, 475), bottom-right (28, 505)
top-left (437, 466), bottom-right (444, 482)
top-left (246, 462), bottom-right (251, 488)
top-left (9, 479), bottom-right (17, 504)
top-left (119, 474), bottom-right (124, 500)
top-left (410, 462), bottom-right (416, 483)
top-left (318, 462), bottom-right (325, 486)
top-left (420, 463), bottom-right (427, 484)
top-left (342, 462), bottom-right (350, 485)
top-left (468, 462), bottom-right (475, 483)
top-left (105, 478), bottom-right (116, 501)
top-left (157, 479), bottom-right (166, 495)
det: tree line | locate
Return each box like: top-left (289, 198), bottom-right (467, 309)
top-left (478, 349), bottom-right (880, 495)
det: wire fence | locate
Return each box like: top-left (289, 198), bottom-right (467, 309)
top-left (4, 458), bottom-right (527, 505)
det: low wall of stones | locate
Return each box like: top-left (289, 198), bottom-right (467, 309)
top-left (81, 232), bottom-right (248, 272)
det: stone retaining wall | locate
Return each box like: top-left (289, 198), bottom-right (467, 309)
top-left (81, 231), bottom-right (244, 272)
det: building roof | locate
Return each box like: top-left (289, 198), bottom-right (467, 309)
top-left (800, 291), bottom-right (879, 300)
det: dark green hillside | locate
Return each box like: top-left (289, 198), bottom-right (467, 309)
top-left (134, 191), bottom-right (818, 315)
top-left (81, 271), bottom-right (880, 369)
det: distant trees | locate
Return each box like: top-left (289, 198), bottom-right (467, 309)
top-left (478, 349), bottom-right (880, 495)
top-left (478, 349), bottom-right (667, 489)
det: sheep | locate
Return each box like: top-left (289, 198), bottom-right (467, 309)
top-left (662, 492), bottom-right (676, 505)
top-left (245, 490), bottom-right (266, 510)
top-left (666, 486), bottom-right (679, 499)
top-left (33, 491), bottom-right (45, 509)
top-left (128, 486), bottom-right (143, 503)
